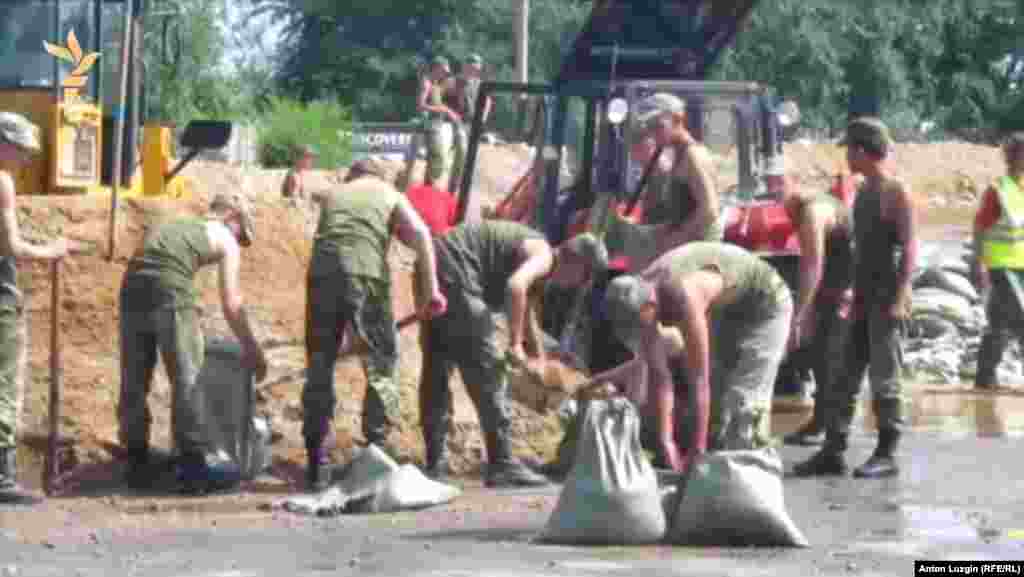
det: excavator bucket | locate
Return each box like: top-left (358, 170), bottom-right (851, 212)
top-left (557, 0), bottom-right (760, 83)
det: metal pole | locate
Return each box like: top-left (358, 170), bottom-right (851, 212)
top-left (515, 0), bottom-right (529, 139)
top-left (107, 1), bottom-right (134, 261)
top-left (44, 261), bottom-right (62, 496)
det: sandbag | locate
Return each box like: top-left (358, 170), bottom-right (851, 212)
top-left (192, 337), bottom-right (272, 480)
top-left (666, 448), bottom-right (809, 547)
top-left (541, 397), bottom-right (666, 545)
top-left (911, 287), bottom-right (973, 326)
top-left (914, 266), bottom-right (979, 303)
top-left (339, 444), bottom-right (461, 514)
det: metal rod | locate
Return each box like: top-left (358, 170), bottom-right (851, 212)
top-left (44, 260), bottom-right (62, 496)
top-left (107, 0), bottom-right (134, 261)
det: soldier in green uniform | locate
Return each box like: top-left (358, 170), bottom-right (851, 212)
top-left (602, 242), bottom-right (793, 473)
top-left (781, 190), bottom-right (855, 445)
top-left (421, 224), bottom-right (607, 486)
top-left (792, 117), bottom-right (918, 479)
top-left (304, 158), bottom-right (446, 492)
top-left (416, 56), bottom-right (460, 187)
top-left (0, 112), bottom-right (81, 503)
top-left (446, 53), bottom-right (492, 194)
top-left (119, 191), bottom-right (268, 492)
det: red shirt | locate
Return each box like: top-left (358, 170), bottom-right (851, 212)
top-left (406, 183), bottom-right (458, 236)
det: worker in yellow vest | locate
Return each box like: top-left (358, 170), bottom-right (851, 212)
top-left (972, 132), bottom-right (1024, 389)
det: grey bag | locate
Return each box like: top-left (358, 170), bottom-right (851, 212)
top-left (189, 337), bottom-right (272, 480)
top-left (541, 397), bottom-right (667, 545)
top-left (666, 448), bottom-right (809, 547)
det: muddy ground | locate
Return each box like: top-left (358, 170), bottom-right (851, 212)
top-left (0, 140), bottom-right (1018, 574)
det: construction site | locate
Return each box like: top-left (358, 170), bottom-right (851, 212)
top-left (2, 0), bottom-right (1024, 575)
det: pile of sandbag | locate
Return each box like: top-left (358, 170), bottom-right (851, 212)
top-left (906, 240), bottom-right (1023, 384)
top-left (275, 444), bottom-right (461, 517)
top-left (540, 394), bottom-right (808, 547)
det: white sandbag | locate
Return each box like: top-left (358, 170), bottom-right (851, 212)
top-left (666, 448), bottom-right (809, 547)
top-left (914, 267), bottom-right (979, 303)
top-left (278, 486), bottom-right (349, 517)
top-left (541, 397), bottom-right (667, 545)
top-left (911, 288), bottom-right (973, 325)
top-left (339, 444), bottom-right (461, 514)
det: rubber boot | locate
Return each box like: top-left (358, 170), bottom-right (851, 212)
top-left (974, 332), bottom-right (1003, 390)
top-left (483, 428), bottom-right (549, 488)
top-left (853, 427), bottom-right (900, 479)
top-left (423, 426), bottom-right (450, 482)
top-left (123, 446), bottom-right (157, 489)
top-left (790, 430), bottom-right (849, 477)
top-left (306, 444), bottom-right (331, 493)
top-left (0, 447), bottom-right (41, 505)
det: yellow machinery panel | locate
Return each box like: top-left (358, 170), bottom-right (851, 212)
top-left (0, 90), bottom-right (55, 195)
top-left (50, 101), bottom-right (102, 191)
top-left (141, 123), bottom-right (192, 200)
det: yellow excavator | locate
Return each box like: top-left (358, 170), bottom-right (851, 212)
top-left (0, 0), bottom-right (230, 198)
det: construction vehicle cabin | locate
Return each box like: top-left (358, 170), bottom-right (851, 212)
top-left (0, 0), bottom-right (230, 198)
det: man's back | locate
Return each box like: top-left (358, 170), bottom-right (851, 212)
top-left (435, 220), bottom-right (542, 308)
top-left (126, 217), bottom-right (217, 305)
top-left (313, 177), bottom-right (401, 280)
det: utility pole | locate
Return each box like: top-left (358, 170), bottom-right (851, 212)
top-left (515, 0), bottom-right (529, 140)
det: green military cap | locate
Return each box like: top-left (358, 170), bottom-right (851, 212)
top-left (210, 191), bottom-right (255, 247)
top-left (839, 116), bottom-right (893, 156)
top-left (431, 55), bottom-right (451, 69)
top-left (603, 274), bottom-right (656, 352)
top-left (635, 92), bottom-right (687, 129)
top-left (466, 53), bottom-right (483, 66)
top-left (563, 232), bottom-right (609, 276)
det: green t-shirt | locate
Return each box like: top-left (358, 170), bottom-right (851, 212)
top-left (435, 220), bottom-right (543, 309)
top-left (311, 176), bottom-right (401, 280)
top-left (125, 217), bottom-right (217, 306)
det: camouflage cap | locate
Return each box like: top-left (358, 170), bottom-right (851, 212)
top-left (562, 232), bottom-right (609, 276)
top-left (466, 53), bottom-right (483, 66)
top-left (210, 191), bottom-right (254, 247)
top-left (346, 156), bottom-right (392, 182)
top-left (431, 55), bottom-right (451, 70)
top-left (603, 275), bottom-right (656, 351)
top-left (0, 112), bottom-right (41, 154)
top-left (635, 92), bottom-right (687, 129)
top-left (838, 116), bottom-right (893, 156)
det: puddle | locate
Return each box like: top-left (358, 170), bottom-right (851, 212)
top-left (773, 389), bottom-right (1024, 438)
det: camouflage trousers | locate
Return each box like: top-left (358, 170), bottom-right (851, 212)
top-left (0, 305), bottom-right (27, 450)
top-left (447, 123), bottom-right (470, 194)
top-left (976, 269), bottom-right (1024, 386)
top-left (304, 271), bottom-right (399, 449)
top-left (826, 301), bottom-right (905, 445)
top-left (419, 291), bottom-right (514, 466)
top-left (424, 121), bottom-right (454, 185)
top-left (707, 290), bottom-right (793, 451)
top-left (118, 280), bottom-right (207, 455)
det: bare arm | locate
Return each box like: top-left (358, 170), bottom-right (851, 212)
top-left (0, 172), bottom-right (68, 260)
top-left (418, 78), bottom-right (455, 118)
top-left (211, 223), bottom-right (260, 353)
top-left (671, 270), bottom-right (723, 459)
top-left (393, 195), bottom-right (440, 309)
top-left (656, 145), bottom-right (718, 252)
top-left (588, 356), bottom-right (646, 390)
top-left (794, 206), bottom-right (827, 327)
top-left (646, 330), bottom-right (683, 471)
top-left (893, 182), bottom-right (920, 300)
top-left (507, 238), bottom-right (554, 352)
top-left (522, 285), bottom-right (546, 360)
top-left (481, 95), bottom-right (493, 125)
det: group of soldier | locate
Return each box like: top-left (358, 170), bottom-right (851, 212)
top-left (0, 87), bottom-right (1023, 503)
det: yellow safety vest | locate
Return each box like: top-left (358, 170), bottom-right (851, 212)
top-left (982, 176), bottom-right (1024, 269)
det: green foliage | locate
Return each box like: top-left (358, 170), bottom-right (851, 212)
top-left (256, 97), bottom-right (352, 168)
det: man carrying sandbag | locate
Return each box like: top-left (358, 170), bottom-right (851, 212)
top-left (780, 187), bottom-right (855, 446)
top-left (420, 223), bottom-right (607, 486)
top-left (304, 158), bottom-right (446, 492)
top-left (119, 191), bottom-right (268, 492)
top-left (971, 132), bottom-right (1024, 390)
top-left (602, 242), bottom-right (793, 472)
top-left (792, 117), bottom-right (918, 479)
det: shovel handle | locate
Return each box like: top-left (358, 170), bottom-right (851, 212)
top-left (44, 260), bottom-right (62, 496)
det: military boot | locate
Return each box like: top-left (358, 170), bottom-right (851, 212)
top-left (853, 428), bottom-right (900, 479)
top-left (0, 447), bottom-right (41, 505)
top-left (423, 438), bottom-right (451, 482)
top-left (123, 446), bottom-right (157, 489)
top-left (790, 431), bottom-right (849, 477)
top-left (175, 451), bottom-right (242, 495)
top-left (305, 445), bottom-right (331, 493)
top-left (483, 428), bottom-right (549, 488)
top-left (783, 417), bottom-right (825, 446)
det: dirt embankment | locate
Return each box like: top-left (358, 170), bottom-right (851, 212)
top-left (11, 141), bottom-right (1002, 488)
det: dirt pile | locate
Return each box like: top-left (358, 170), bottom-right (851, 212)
top-left (11, 140), bottom-right (1001, 488)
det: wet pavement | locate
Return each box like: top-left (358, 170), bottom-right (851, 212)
top-left (3, 387), bottom-right (1024, 575)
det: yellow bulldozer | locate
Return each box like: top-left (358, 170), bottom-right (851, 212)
top-left (0, 0), bottom-right (231, 198)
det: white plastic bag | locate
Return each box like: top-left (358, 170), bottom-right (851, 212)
top-left (666, 448), bottom-right (809, 547)
top-left (339, 444), bottom-right (461, 514)
top-left (541, 397), bottom-right (666, 545)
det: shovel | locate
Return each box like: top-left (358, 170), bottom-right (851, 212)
top-left (43, 260), bottom-right (62, 496)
